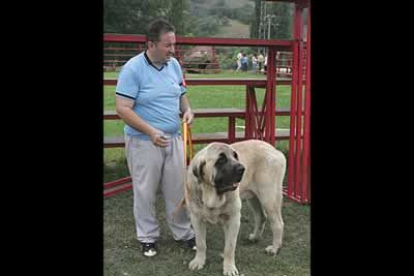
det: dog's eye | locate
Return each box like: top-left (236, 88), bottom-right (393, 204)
top-left (233, 151), bottom-right (238, 160)
top-left (216, 153), bottom-right (227, 165)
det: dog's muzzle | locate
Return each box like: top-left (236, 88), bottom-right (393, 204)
top-left (216, 164), bottom-right (245, 195)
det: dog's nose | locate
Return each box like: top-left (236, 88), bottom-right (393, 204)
top-left (236, 165), bottom-right (245, 175)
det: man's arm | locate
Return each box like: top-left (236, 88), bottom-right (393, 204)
top-left (116, 97), bottom-right (169, 147)
top-left (180, 94), bottom-right (194, 125)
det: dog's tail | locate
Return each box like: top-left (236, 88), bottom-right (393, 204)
top-left (171, 181), bottom-right (191, 221)
top-left (171, 198), bottom-right (185, 221)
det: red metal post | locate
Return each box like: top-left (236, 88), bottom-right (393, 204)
top-left (294, 5), bottom-right (304, 200)
top-left (302, 4), bottom-right (311, 203)
top-left (287, 7), bottom-right (300, 198)
top-left (250, 87), bottom-right (262, 139)
top-left (228, 117), bottom-right (236, 143)
top-left (264, 48), bottom-right (276, 144)
top-left (245, 86), bottom-right (251, 139)
top-left (268, 48), bottom-right (277, 145)
top-left (264, 74), bottom-right (271, 142)
top-left (258, 93), bottom-right (267, 140)
top-left (251, 88), bottom-right (259, 139)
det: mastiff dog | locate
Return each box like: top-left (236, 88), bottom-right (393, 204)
top-left (184, 139), bottom-right (286, 276)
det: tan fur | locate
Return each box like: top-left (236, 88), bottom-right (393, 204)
top-left (185, 140), bottom-right (286, 276)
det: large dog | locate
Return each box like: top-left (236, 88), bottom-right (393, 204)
top-left (184, 139), bottom-right (286, 276)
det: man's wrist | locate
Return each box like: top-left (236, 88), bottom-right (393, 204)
top-left (183, 107), bottom-right (192, 114)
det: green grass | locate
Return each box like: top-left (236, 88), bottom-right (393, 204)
top-left (104, 191), bottom-right (310, 276)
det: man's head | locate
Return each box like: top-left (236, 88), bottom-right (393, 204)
top-left (146, 19), bottom-right (176, 64)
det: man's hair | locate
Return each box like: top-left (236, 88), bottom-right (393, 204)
top-left (146, 19), bottom-right (175, 42)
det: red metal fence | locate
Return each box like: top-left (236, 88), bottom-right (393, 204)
top-left (103, 0), bottom-right (311, 204)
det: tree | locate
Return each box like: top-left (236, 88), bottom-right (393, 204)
top-left (270, 2), bottom-right (293, 40)
top-left (104, 0), bottom-right (191, 35)
top-left (250, 0), bottom-right (261, 39)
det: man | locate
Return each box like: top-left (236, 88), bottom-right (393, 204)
top-left (235, 50), bottom-right (243, 72)
top-left (251, 53), bottom-right (258, 74)
top-left (257, 50), bottom-right (265, 74)
top-left (115, 19), bottom-right (195, 258)
top-left (241, 53), bottom-right (249, 72)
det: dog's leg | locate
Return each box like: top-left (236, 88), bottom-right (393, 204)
top-left (246, 196), bottom-right (267, 241)
top-left (189, 213), bottom-right (207, 271)
top-left (260, 193), bottom-right (284, 255)
top-left (222, 212), bottom-right (241, 276)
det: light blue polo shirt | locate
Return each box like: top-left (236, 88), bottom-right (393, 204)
top-left (116, 51), bottom-right (187, 140)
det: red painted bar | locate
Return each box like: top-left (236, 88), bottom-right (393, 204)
top-left (302, 5), bottom-right (311, 203)
top-left (294, 5), bottom-right (304, 199)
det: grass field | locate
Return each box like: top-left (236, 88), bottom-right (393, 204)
top-left (103, 71), bottom-right (310, 276)
top-left (104, 191), bottom-right (310, 276)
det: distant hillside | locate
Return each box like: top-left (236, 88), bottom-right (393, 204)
top-left (226, 0), bottom-right (254, 8)
top-left (191, 0), bottom-right (254, 10)
top-left (190, 0), bottom-right (254, 38)
top-left (214, 19), bottom-right (250, 38)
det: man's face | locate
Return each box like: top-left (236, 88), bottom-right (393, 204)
top-left (149, 31), bottom-right (176, 63)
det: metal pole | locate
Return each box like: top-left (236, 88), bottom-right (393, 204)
top-left (268, 48), bottom-right (276, 145)
top-left (268, 16), bottom-right (271, 39)
top-left (302, 4), bottom-right (311, 203)
top-left (264, 45), bottom-right (276, 144)
top-left (287, 4), bottom-right (300, 198)
top-left (294, 5), bottom-right (304, 201)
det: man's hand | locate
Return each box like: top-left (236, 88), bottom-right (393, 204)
top-left (182, 109), bottom-right (194, 125)
top-left (149, 130), bottom-right (170, 148)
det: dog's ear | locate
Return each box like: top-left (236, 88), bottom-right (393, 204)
top-left (192, 160), bottom-right (206, 182)
top-left (233, 150), bottom-right (239, 160)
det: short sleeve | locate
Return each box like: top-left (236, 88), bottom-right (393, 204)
top-left (115, 64), bottom-right (140, 100)
top-left (173, 59), bottom-right (187, 95)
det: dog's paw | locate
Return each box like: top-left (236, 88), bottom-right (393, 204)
top-left (189, 257), bottom-right (205, 270)
top-left (223, 264), bottom-right (239, 276)
top-left (265, 245), bottom-right (281, 255)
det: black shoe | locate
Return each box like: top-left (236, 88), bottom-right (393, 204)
top-left (141, 242), bottom-right (157, 257)
top-left (183, 237), bottom-right (197, 251)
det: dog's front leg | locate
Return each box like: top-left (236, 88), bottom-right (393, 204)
top-left (222, 212), bottom-right (241, 276)
top-left (189, 213), bottom-right (207, 271)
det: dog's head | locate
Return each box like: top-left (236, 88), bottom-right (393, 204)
top-left (191, 143), bottom-right (245, 195)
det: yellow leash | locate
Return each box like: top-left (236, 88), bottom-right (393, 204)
top-left (172, 122), bottom-right (194, 219)
top-left (182, 121), bottom-right (194, 165)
